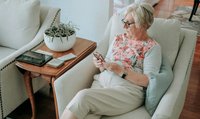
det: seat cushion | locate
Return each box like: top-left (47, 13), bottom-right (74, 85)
top-left (102, 106), bottom-right (151, 119)
top-left (0, 0), bottom-right (40, 49)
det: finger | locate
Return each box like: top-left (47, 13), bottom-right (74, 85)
top-left (93, 56), bottom-right (98, 61)
top-left (94, 60), bottom-right (103, 67)
top-left (97, 60), bottom-right (103, 64)
top-left (93, 57), bottom-right (102, 64)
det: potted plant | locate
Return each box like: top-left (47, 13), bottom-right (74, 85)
top-left (44, 21), bottom-right (79, 52)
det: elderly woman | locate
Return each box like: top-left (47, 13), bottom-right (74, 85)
top-left (61, 3), bottom-right (161, 119)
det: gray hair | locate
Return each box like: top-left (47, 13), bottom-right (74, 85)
top-left (125, 3), bottom-right (154, 29)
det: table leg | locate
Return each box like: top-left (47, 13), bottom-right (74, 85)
top-left (24, 71), bottom-right (36, 119)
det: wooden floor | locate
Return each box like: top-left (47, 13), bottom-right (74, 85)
top-left (8, 0), bottom-right (200, 119)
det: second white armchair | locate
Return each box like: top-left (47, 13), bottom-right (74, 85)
top-left (0, 2), bottom-right (60, 118)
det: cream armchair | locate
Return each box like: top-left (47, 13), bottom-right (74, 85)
top-left (53, 15), bottom-right (197, 119)
top-left (0, 5), bottom-right (60, 118)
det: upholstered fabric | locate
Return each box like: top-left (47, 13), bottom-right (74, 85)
top-left (108, 14), bottom-right (125, 45)
top-left (0, 47), bottom-right (16, 59)
top-left (145, 55), bottom-right (173, 115)
top-left (0, 0), bottom-right (40, 49)
top-left (148, 18), bottom-right (181, 67)
top-left (102, 106), bottom-right (150, 119)
top-left (152, 28), bottom-right (197, 119)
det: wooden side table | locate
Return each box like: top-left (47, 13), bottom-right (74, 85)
top-left (16, 38), bottom-right (96, 119)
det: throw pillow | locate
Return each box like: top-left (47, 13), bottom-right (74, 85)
top-left (145, 55), bottom-right (173, 115)
top-left (0, 0), bottom-right (40, 49)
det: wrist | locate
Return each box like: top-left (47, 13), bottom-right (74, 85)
top-left (120, 68), bottom-right (127, 79)
top-left (121, 72), bottom-right (127, 79)
top-left (99, 67), bottom-right (105, 72)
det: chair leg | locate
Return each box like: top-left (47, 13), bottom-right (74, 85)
top-left (193, 2), bottom-right (200, 15)
top-left (189, 2), bottom-right (198, 21)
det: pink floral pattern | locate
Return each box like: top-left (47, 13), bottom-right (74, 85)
top-left (111, 33), bottom-right (158, 72)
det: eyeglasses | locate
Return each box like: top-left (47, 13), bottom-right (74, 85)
top-left (121, 19), bottom-right (135, 27)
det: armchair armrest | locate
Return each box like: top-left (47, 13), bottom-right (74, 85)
top-left (54, 54), bottom-right (98, 117)
top-left (152, 29), bottom-right (197, 119)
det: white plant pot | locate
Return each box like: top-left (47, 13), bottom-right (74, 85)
top-left (44, 33), bottom-right (76, 52)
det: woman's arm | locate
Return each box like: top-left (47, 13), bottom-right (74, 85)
top-left (104, 45), bottom-right (161, 87)
top-left (93, 56), bottom-right (105, 72)
top-left (93, 38), bottom-right (116, 72)
top-left (103, 62), bottom-right (149, 87)
top-left (123, 69), bottom-right (149, 87)
top-left (125, 45), bottom-right (162, 87)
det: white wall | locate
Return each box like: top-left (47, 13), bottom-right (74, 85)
top-left (40, 0), bottom-right (113, 43)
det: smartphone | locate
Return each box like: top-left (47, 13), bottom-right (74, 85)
top-left (93, 52), bottom-right (105, 62)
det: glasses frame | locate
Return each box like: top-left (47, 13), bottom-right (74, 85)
top-left (121, 19), bottom-right (135, 27)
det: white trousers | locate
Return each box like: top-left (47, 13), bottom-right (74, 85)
top-left (66, 70), bottom-right (144, 119)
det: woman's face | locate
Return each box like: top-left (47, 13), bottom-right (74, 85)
top-left (122, 13), bottom-right (141, 38)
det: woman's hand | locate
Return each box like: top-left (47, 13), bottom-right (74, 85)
top-left (93, 56), bottom-right (105, 72)
top-left (104, 62), bottom-right (124, 76)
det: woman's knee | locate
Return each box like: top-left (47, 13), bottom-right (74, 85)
top-left (66, 89), bottom-right (92, 118)
top-left (61, 109), bottom-right (77, 119)
top-left (75, 89), bottom-right (91, 103)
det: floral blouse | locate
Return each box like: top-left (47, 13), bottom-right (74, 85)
top-left (106, 33), bottom-right (159, 73)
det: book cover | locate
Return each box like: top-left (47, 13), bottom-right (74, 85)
top-left (16, 51), bottom-right (53, 67)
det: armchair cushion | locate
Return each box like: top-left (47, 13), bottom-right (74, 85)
top-left (145, 55), bottom-right (173, 115)
top-left (0, 0), bottom-right (40, 49)
top-left (108, 14), bottom-right (125, 45)
top-left (147, 18), bottom-right (181, 67)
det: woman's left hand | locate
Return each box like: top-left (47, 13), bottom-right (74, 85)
top-left (104, 62), bottom-right (124, 76)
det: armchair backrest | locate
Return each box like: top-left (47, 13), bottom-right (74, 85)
top-left (40, 5), bottom-right (60, 26)
top-left (0, 1), bottom-right (60, 50)
top-left (0, 0), bottom-right (40, 49)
